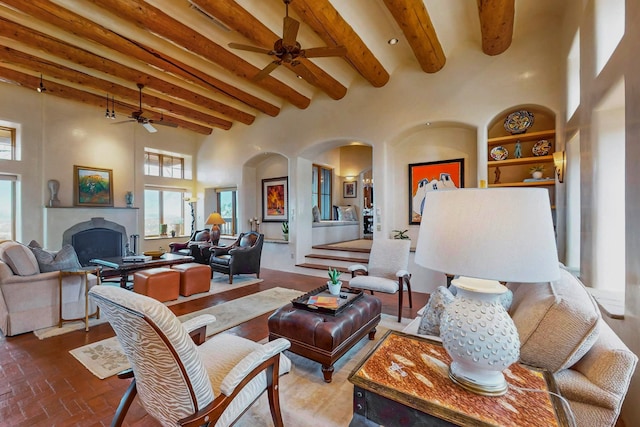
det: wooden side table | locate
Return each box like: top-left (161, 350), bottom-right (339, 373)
top-left (349, 330), bottom-right (571, 427)
top-left (59, 268), bottom-right (100, 331)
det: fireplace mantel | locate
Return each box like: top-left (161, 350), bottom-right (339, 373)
top-left (44, 206), bottom-right (139, 250)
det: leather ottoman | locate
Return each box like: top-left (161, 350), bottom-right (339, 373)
top-left (268, 294), bottom-right (381, 382)
top-left (133, 267), bottom-right (180, 302)
top-left (172, 262), bottom-right (212, 296)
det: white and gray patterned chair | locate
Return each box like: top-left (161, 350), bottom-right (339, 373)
top-left (89, 285), bottom-right (291, 427)
top-left (348, 238), bottom-right (413, 322)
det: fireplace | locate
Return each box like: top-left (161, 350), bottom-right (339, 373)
top-left (63, 217), bottom-right (127, 266)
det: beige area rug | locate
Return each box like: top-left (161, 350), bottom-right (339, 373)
top-left (69, 287), bottom-right (305, 379)
top-left (235, 314), bottom-right (409, 427)
top-left (33, 275), bottom-right (263, 340)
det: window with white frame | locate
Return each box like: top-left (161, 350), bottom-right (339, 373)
top-left (0, 175), bottom-right (16, 240)
top-left (144, 151), bottom-right (184, 179)
top-left (144, 187), bottom-right (190, 237)
top-left (0, 126), bottom-right (16, 160)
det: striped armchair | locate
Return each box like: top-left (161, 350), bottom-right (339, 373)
top-left (89, 286), bottom-right (291, 427)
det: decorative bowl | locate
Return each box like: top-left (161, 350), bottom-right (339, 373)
top-left (143, 250), bottom-right (165, 259)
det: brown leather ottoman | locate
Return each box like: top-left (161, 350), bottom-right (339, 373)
top-left (172, 262), bottom-right (212, 296)
top-left (268, 294), bottom-right (381, 382)
top-left (133, 267), bottom-right (180, 302)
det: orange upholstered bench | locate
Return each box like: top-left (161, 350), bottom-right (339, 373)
top-left (172, 263), bottom-right (212, 296)
top-left (133, 267), bottom-right (180, 302)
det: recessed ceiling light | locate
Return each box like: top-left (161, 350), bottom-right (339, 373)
top-left (388, 38), bottom-right (399, 45)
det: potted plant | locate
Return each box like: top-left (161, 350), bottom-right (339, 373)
top-left (392, 229), bottom-right (410, 240)
top-left (529, 165), bottom-right (545, 179)
top-left (281, 221), bottom-right (289, 241)
top-left (327, 267), bottom-right (342, 295)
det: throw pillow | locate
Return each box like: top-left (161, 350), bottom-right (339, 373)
top-left (2, 242), bottom-right (40, 276)
top-left (312, 205), bottom-right (321, 222)
top-left (417, 286), bottom-right (454, 336)
top-left (337, 205), bottom-right (357, 221)
top-left (30, 244), bottom-right (82, 272)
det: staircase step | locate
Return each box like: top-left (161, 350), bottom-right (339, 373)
top-left (305, 253), bottom-right (369, 264)
top-left (312, 244), bottom-right (371, 254)
top-left (296, 263), bottom-right (351, 273)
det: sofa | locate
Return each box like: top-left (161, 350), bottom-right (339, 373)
top-left (404, 267), bottom-right (638, 427)
top-left (0, 240), bottom-right (98, 336)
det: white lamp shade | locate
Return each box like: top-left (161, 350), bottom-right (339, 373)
top-left (414, 188), bottom-right (560, 283)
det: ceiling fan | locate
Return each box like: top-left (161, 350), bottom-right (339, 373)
top-left (113, 83), bottom-right (178, 133)
top-left (228, 0), bottom-right (347, 81)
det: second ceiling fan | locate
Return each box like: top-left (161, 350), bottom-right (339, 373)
top-left (228, 0), bottom-right (347, 81)
top-left (114, 84), bottom-right (178, 133)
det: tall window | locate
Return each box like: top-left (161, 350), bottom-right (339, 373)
top-left (0, 175), bottom-right (16, 240)
top-left (217, 188), bottom-right (237, 236)
top-left (144, 188), bottom-right (190, 237)
top-left (312, 164), bottom-right (333, 219)
top-left (0, 126), bottom-right (16, 160)
top-left (144, 151), bottom-right (184, 179)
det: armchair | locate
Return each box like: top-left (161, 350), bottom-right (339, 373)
top-left (89, 285), bottom-right (291, 427)
top-left (169, 229), bottom-right (217, 264)
top-left (208, 232), bottom-right (264, 284)
top-left (348, 238), bottom-right (413, 322)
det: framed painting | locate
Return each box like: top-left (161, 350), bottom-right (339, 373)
top-left (262, 176), bottom-right (288, 222)
top-left (73, 165), bottom-right (114, 207)
top-left (343, 181), bottom-right (357, 198)
top-left (409, 158), bottom-right (464, 224)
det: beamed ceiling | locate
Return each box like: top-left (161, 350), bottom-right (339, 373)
top-left (0, 0), bottom-right (544, 135)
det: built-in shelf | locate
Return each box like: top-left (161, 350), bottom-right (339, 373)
top-left (487, 129), bottom-right (556, 146)
top-left (488, 154), bottom-right (554, 167)
top-left (489, 180), bottom-right (555, 188)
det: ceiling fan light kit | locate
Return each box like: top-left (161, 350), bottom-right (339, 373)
top-left (228, 0), bottom-right (346, 82)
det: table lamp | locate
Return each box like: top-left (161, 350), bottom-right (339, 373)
top-left (414, 188), bottom-right (560, 396)
top-left (205, 212), bottom-right (226, 243)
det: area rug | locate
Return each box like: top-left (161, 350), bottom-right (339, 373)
top-left (69, 287), bottom-right (305, 379)
top-left (33, 275), bottom-right (263, 339)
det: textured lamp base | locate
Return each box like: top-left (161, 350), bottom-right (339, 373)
top-left (448, 361), bottom-right (508, 396)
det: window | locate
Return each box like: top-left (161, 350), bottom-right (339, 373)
top-left (217, 188), bottom-right (237, 236)
top-left (144, 151), bottom-right (184, 179)
top-left (144, 187), bottom-right (190, 237)
top-left (0, 126), bottom-right (16, 160)
top-left (0, 175), bottom-right (16, 240)
top-left (312, 164), bottom-right (333, 220)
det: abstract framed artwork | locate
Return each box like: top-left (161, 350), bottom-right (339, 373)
top-left (408, 158), bottom-right (464, 224)
top-left (73, 165), bottom-right (114, 207)
top-left (343, 181), bottom-right (357, 198)
top-left (262, 176), bottom-right (288, 222)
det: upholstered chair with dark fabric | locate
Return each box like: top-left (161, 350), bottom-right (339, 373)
top-left (169, 229), bottom-right (219, 264)
top-left (208, 232), bottom-right (264, 284)
top-left (89, 285), bottom-right (291, 427)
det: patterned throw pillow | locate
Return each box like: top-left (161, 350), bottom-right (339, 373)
top-left (30, 244), bottom-right (82, 272)
top-left (337, 206), bottom-right (357, 221)
top-left (312, 205), bottom-right (321, 222)
top-left (417, 286), bottom-right (454, 336)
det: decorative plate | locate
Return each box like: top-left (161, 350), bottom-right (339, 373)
top-left (532, 139), bottom-right (552, 156)
top-left (490, 146), bottom-right (508, 161)
top-left (504, 110), bottom-right (535, 134)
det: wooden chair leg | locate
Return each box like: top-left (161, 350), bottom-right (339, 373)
top-left (111, 374), bottom-right (137, 427)
top-left (406, 278), bottom-right (413, 308)
top-left (397, 279), bottom-right (404, 322)
top-left (266, 359), bottom-right (284, 427)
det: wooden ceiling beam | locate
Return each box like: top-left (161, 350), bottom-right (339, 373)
top-left (0, 66), bottom-right (213, 135)
top-left (382, 0), bottom-right (446, 73)
top-left (289, 0), bottom-right (390, 88)
top-left (477, 0), bottom-right (515, 56)
top-left (0, 0), bottom-right (280, 118)
top-left (0, 45), bottom-right (232, 130)
top-left (86, 0), bottom-right (311, 109)
top-left (191, 0), bottom-right (347, 100)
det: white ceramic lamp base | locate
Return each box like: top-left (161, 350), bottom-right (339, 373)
top-left (440, 277), bottom-right (520, 397)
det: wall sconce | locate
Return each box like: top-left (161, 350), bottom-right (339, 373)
top-left (553, 151), bottom-right (565, 183)
top-left (345, 176), bottom-right (355, 181)
top-left (37, 74), bottom-right (47, 93)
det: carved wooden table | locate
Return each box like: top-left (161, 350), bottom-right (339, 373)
top-left (348, 330), bottom-right (571, 427)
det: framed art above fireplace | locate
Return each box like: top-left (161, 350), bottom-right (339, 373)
top-left (73, 165), bottom-right (113, 207)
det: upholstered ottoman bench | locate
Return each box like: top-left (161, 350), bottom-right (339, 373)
top-left (133, 267), bottom-right (180, 302)
top-left (172, 263), bottom-right (212, 296)
top-left (268, 294), bottom-right (381, 382)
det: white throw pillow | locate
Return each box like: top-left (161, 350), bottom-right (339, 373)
top-left (337, 205), bottom-right (357, 221)
top-left (417, 286), bottom-right (454, 336)
top-left (2, 242), bottom-right (40, 276)
top-left (312, 205), bottom-right (320, 222)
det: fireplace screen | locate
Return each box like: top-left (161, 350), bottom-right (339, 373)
top-left (72, 228), bottom-right (123, 266)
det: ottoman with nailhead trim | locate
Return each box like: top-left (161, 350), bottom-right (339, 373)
top-left (268, 294), bottom-right (381, 382)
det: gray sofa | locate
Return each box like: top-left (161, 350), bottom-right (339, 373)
top-left (0, 240), bottom-right (98, 336)
top-left (404, 267), bottom-right (637, 427)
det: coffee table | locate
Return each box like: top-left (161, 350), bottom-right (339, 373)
top-left (348, 330), bottom-right (571, 426)
top-left (268, 292), bottom-right (381, 382)
top-left (90, 253), bottom-right (194, 288)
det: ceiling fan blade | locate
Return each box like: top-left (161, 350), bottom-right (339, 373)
top-left (253, 61), bottom-right (280, 81)
top-left (142, 122), bottom-right (158, 133)
top-left (111, 119), bottom-right (136, 125)
top-left (282, 16), bottom-right (299, 47)
top-left (228, 43), bottom-right (273, 55)
top-left (302, 46), bottom-right (347, 58)
top-left (150, 120), bottom-right (178, 128)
